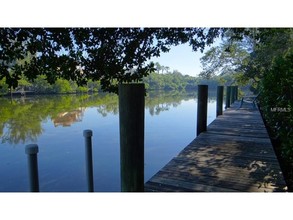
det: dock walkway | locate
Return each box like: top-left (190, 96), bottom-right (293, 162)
top-left (144, 102), bottom-right (287, 192)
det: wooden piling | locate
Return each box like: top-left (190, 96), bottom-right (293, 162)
top-left (231, 86), bottom-right (235, 104)
top-left (119, 83), bottom-right (145, 192)
top-left (83, 129), bottom-right (94, 192)
top-left (25, 144), bottom-right (39, 192)
top-left (197, 85), bottom-right (208, 136)
top-left (225, 86), bottom-right (231, 109)
top-left (216, 86), bottom-right (224, 117)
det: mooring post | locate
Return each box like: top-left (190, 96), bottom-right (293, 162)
top-left (225, 86), bottom-right (231, 109)
top-left (83, 129), bottom-right (94, 192)
top-left (231, 86), bottom-right (235, 104)
top-left (216, 86), bottom-right (224, 117)
top-left (119, 83), bottom-right (145, 192)
top-left (232, 86), bottom-right (237, 103)
top-left (197, 85), bottom-right (208, 136)
top-left (25, 144), bottom-right (39, 192)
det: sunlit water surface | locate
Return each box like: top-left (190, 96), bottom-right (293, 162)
top-left (0, 90), bottom-right (220, 192)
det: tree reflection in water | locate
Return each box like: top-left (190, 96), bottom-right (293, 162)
top-left (52, 108), bottom-right (85, 127)
top-left (0, 90), bottom-right (215, 145)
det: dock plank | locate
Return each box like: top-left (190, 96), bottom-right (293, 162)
top-left (144, 101), bottom-right (287, 192)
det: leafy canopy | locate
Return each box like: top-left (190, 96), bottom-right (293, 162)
top-left (0, 28), bottom-right (221, 93)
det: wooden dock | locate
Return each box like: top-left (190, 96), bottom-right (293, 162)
top-left (144, 101), bottom-right (287, 192)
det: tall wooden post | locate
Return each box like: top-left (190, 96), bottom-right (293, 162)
top-left (216, 86), bottom-right (224, 117)
top-left (25, 144), bottom-right (39, 192)
top-left (231, 86), bottom-right (235, 104)
top-left (197, 85), bottom-right (208, 136)
top-left (83, 129), bottom-right (94, 192)
top-left (119, 83), bottom-right (145, 192)
top-left (225, 86), bottom-right (231, 109)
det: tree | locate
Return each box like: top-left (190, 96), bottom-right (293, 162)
top-left (0, 28), bottom-right (222, 93)
top-left (240, 29), bottom-right (293, 81)
top-left (53, 78), bottom-right (73, 93)
top-left (87, 79), bottom-right (100, 92)
top-left (165, 66), bottom-right (170, 74)
top-left (154, 62), bottom-right (162, 74)
top-left (0, 77), bottom-right (9, 95)
top-left (17, 74), bottom-right (32, 91)
top-left (199, 33), bottom-right (251, 84)
top-left (260, 48), bottom-right (293, 189)
top-left (32, 74), bottom-right (54, 93)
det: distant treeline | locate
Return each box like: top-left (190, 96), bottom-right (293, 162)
top-left (0, 65), bottom-right (235, 96)
top-left (143, 71), bottom-right (230, 91)
top-left (0, 75), bottom-right (101, 95)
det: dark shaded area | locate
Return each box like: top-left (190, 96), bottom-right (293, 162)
top-left (259, 107), bottom-right (293, 192)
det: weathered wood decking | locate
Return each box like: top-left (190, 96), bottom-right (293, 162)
top-left (144, 101), bottom-right (287, 192)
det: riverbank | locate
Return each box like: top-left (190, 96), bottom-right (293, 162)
top-left (0, 90), bottom-right (99, 97)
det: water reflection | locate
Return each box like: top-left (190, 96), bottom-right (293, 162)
top-left (0, 97), bottom-right (44, 145)
top-left (146, 90), bottom-right (196, 116)
top-left (0, 94), bottom-right (112, 144)
top-left (0, 90), bottom-right (215, 145)
top-left (53, 108), bottom-right (85, 127)
top-left (1, 89), bottom-right (220, 192)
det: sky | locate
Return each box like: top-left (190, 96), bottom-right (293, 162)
top-left (149, 39), bottom-right (222, 77)
top-left (149, 43), bottom-right (204, 77)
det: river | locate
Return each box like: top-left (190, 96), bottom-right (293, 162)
top-left (0, 90), bottom-right (220, 192)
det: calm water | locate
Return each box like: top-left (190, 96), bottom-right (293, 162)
top-left (0, 90), bottom-right (220, 192)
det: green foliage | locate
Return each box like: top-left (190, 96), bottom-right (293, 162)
top-left (76, 86), bottom-right (89, 93)
top-left (260, 49), bottom-right (293, 161)
top-left (0, 28), bottom-right (222, 93)
top-left (242, 28), bottom-right (293, 80)
top-left (198, 29), bottom-right (292, 85)
top-left (254, 30), bottom-right (293, 183)
top-left (53, 78), bottom-right (74, 93)
top-left (0, 75), bottom-right (102, 95)
top-left (143, 69), bottom-right (221, 91)
top-left (199, 37), bottom-right (250, 80)
top-left (0, 77), bottom-right (9, 95)
top-left (32, 75), bottom-right (54, 93)
top-left (87, 79), bottom-right (101, 92)
top-left (17, 74), bottom-right (32, 88)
